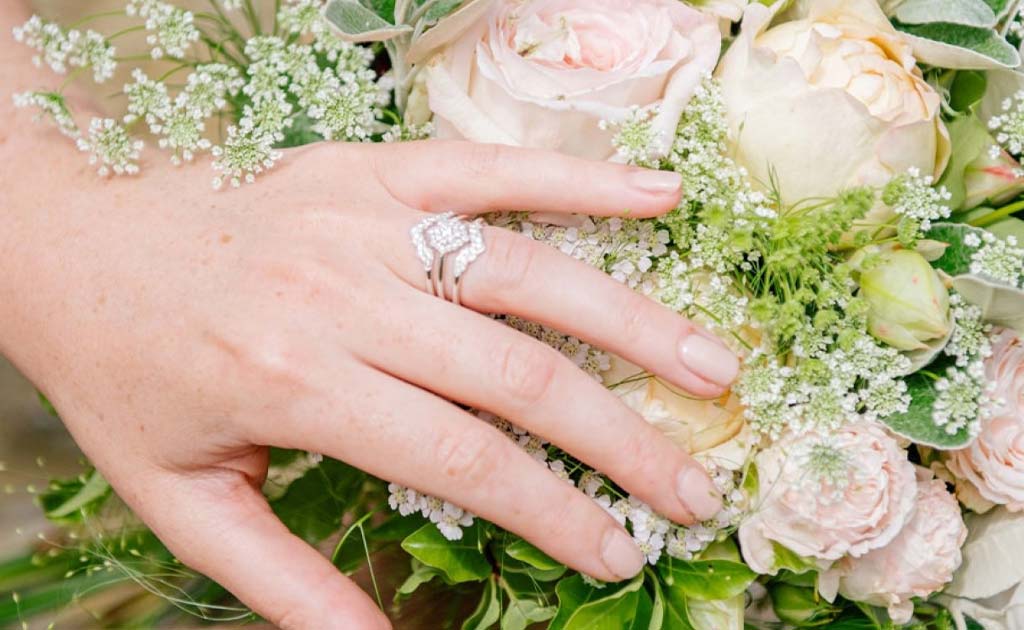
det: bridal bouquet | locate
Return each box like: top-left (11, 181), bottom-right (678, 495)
top-left (9, 0), bottom-right (1024, 628)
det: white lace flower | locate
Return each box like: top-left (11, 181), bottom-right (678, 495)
top-left (13, 16), bottom-right (70, 73)
top-left (123, 69), bottom-right (172, 126)
top-left (66, 30), bottom-right (116, 83)
top-left (211, 126), bottom-right (282, 189)
top-left (76, 118), bottom-right (143, 176)
top-left (13, 91), bottom-right (79, 138)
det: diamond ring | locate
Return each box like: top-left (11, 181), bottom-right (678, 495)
top-left (410, 212), bottom-right (486, 306)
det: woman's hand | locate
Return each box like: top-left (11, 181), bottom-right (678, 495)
top-left (0, 126), bottom-right (738, 629)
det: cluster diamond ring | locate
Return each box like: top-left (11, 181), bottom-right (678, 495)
top-left (410, 212), bottom-right (486, 306)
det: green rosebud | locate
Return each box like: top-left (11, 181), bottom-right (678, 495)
top-left (858, 249), bottom-right (951, 351)
top-left (770, 583), bottom-right (840, 627)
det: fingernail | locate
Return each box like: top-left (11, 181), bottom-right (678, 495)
top-left (679, 335), bottom-right (740, 387)
top-left (677, 466), bottom-right (723, 521)
top-left (629, 169), bottom-right (682, 195)
top-left (600, 529), bottom-right (644, 579)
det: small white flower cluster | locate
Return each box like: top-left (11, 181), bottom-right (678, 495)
top-left (13, 16), bottom-right (116, 82)
top-left (653, 255), bottom-right (749, 332)
top-left (12, 91), bottom-right (79, 138)
top-left (76, 117), bottom-right (144, 176)
top-left (989, 89), bottom-right (1024, 157)
top-left (277, 0), bottom-right (325, 37)
top-left (736, 331), bottom-right (912, 439)
top-left (602, 105), bottom-right (664, 167)
top-left (969, 232), bottom-right (1024, 288)
top-left (933, 366), bottom-right (993, 437)
top-left (794, 435), bottom-right (852, 503)
top-left (212, 126), bottom-right (283, 189)
top-left (127, 0), bottom-right (201, 59)
top-left (503, 316), bottom-right (611, 379)
top-left (382, 122), bottom-right (435, 143)
top-left (387, 484), bottom-right (475, 541)
top-left (882, 167), bottom-right (952, 239)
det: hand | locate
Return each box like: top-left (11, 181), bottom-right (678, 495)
top-left (0, 139), bottom-right (738, 629)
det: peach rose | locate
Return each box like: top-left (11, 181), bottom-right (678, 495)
top-left (715, 0), bottom-right (950, 211)
top-left (417, 0), bottom-right (721, 161)
top-left (738, 422), bottom-right (918, 574)
top-left (820, 469), bottom-right (968, 624)
top-left (947, 329), bottom-right (1024, 512)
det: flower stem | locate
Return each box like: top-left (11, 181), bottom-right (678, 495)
top-left (106, 25), bottom-right (146, 41)
top-left (243, 0), bottom-right (262, 36)
top-left (969, 198), bottom-right (1024, 227)
top-left (67, 10), bottom-right (126, 30)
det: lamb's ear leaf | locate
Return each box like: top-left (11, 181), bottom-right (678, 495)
top-left (896, 0), bottom-right (997, 28)
top-left (898, 22), bottom-right (1020, 69)
top-left (323, 0), bottom-right (412, 42)
top-left (880, 365), bottom-right (975, 449)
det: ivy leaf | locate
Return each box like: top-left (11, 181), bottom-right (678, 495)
top-left (898, 22), bottom-right (1020, 69)
top-left (896, 0), bottom-right (997, 27)
top-left (504, 539), bottom-right (565, 572)
top-left (661, 577), bottom-right (696, 630)
top-left (498, 572), bottom-right (558, 630)
top-left (270, 458), bottom-right (365, 544)
top-left (549, 574), bottom-right (645, 630)
top-left (462, 575), bottom-right (501, 630)
top-left (657, 559), bottom-right (757, 601)
top-left (880, 365), bottom-right (974, 449)
top-left (396, 559), bottom-right (443, 597)
top-left (400, 521), bottom-right (491, 583)
top-left (323, 0), bottom-right (413, 42)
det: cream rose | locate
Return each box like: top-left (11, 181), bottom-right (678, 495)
top-left (738, 422), bottom-right (918, 574)
top-left (715, 0), bottom-right (950, 210)
top-left (820, 469), bottom-right (968, 624)
top-left (947, 328), bottom-right (1024, 512)
top-left (605, 356), bottom-right (752, 470)
top-left (417, 0), bottom-right (721, 161)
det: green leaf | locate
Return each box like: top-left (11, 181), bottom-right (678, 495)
top-left (898, 22), bottom-right (1020, 68)
top-left (952, 273), bottom-right (1024, 332)
top-left (628, 588), bottom-right (654, 630)
top-left (986, 215), bottom-right (1024, 242)
top-left (938, 114), bottom-right (991, 209)
top-left (549, 574), bottom-right (645, 630)
top-left (880, 365), bottom-right (974, 449)
top-left (770, 543), bottom-right (819, 576)
top-left (646, 577), bottom-right (666, 630)
top-left (401, 521), bottom-right (491, 583)
top-left (896, 0), bottom-right (997, 27)
top-left (661, 576), bottom-right (697, 630)
top-left (950, 70), bottom-right (990, 112)
top-left (41, 470), bottom-right (110, 521)
top-left (927, 222), bottom-right (989, 276)
top-left (323, 0), bottom-right (413, 42)
top-left (657, 559), bottom-right (757, 601)
top-left (463, 575), bottom-right (501, 630)
top-left (504, 539), bottom-right (565, 572)
top-left (984, 0), bottom-right (1014, 19)
top-left (500, 581), bottom-right (558, 630)
top-left (365, 0), bottom-right (397, 23)
top-left (270, 458), bottom-right (365, 544)
top-left (396, 559), bottom-right (443, 596)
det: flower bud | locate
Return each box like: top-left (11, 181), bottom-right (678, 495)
top-left (962, 142), bottom-right (1024, 210)
top-left (858, 249), bottom-right (951, 351)
top-left (770, 584), bottom-right (840, 627)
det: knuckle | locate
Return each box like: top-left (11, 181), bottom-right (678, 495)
top-left (497, 340), bottom-right (558, 405)
top-left (460, 142), bottom-right (508, 181)
top-left (436, 429), bottom-right (505, 487)
top-left (481, 231), bottom-right (539, 299)
top-left (617, 291), bottom-right (655, 346)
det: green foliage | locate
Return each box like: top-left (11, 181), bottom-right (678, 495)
top-left (657, 558), bottom-right (757, 601)
top-left (463, 575), bottom-right (501, 630)
top-left (549, 574), bottom-right (645, 630)
top-left (40, 469), bottom-right (111, 523)
top-left (949, 71), bottom-right (989, 112)
top-left (770, 583), bottom-right (842, 627)
top-left (880, 360), bottom-right (974, 448)
top-left (895, 0), bottom-right (998, 28)
top-left (323, 0), bottom-right (412, 41)
top-left (269, 458), bottom-right (366, 544)
top-left (898, 22), bottom-right (1020, 67)
top-left (938, 115), bottom-right (991, 209)
top-left (499, 572), bottom-right (558, 630)
top-left (928, 222), bottom-right (988, 276)
top-left (400, 521), bottom-right (491, 583)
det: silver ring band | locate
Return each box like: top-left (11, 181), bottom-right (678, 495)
top-left (411, 212), bottom-right (486, 306)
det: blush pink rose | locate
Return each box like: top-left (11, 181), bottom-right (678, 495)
top-left (418, 0), bottom-right (721, 160)
top-left (947, 328), bottom-right (1024, 512)
top-left (820, 469), bottom-right (967, 624)
top-left (738, 422), bottom-right (918, 574)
